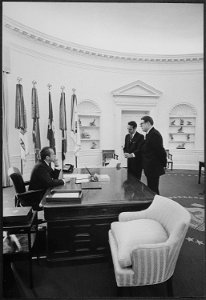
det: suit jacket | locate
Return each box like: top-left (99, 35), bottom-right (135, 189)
top-left (123, 131), bottom-right (144, 176)
top-left (29, 161), bottom-right (64, 191)
top-left (141, 127), bottom-right (167, 178)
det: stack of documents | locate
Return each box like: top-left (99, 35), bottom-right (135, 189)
top-left (64, 173), bottom-right (91, 183)
top-left (95, 174), bottom-right (110, 182)
top-left (46, 190), bottom-right (82, 203)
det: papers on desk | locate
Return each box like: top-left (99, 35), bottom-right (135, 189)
top-left (95, 174), bottom-right (110, 182)
top-left (46, 190), bottom-right (82, 203)
top-left (81, 182), bottom-right (102, 189)
top-left (63, 173), bottom-right (90, 180)
top-left (53, 193), bottom-right (80, 198)
top-left (63, 173), bottom-right (110, 183)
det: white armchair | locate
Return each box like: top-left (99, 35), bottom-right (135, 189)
top-left (108, 195), bottom-right (191, 296)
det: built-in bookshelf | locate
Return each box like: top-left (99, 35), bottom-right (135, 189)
top-left (78, 101), bottom-right (101, 151)
top-left (169, 104), bottom-right (196, 150)
top-left (77, 100), bottom-right (101, 167)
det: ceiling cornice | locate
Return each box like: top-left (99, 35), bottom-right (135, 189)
top-left (3, 16), bottom-right (203, 64)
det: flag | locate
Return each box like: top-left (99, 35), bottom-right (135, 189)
top-left (47, 91), bottom-right (56, 153)
top-left (15, 83), bottom-right (29, 161)
top-left (31, 86), bottom-right (41, 162)
top-left (71, 93), bottom-right (81, 155)
top-left (59, 91), bottom-right (67, 161)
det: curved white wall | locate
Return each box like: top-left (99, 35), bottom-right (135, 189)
top-left (3, 23), bottom-right (204, 176)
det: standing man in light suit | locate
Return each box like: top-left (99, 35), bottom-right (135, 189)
top-left (140, 116), bottom-right (167, 194)
top-left (123, 121), bottom-right (144, 180)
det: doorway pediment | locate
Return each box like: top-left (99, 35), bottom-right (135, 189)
top-left (111, 80), bottom-right (162, 97)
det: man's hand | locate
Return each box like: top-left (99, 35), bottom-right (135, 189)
top-left (64, 177), bottom-right (71, 183)
top-left (54, 158), bottom-right (59, 168)
top-left (124, 153), bottom-right (133, 158)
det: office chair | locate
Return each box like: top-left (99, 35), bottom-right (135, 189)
top-left (8, 167), bottom-right (44, 211)
top-left (102, 150), bottom-right (119, 166)
top-left (166, 149), bottom-right (173, 170)
top-left (109, 195), bottom-right (191, 297)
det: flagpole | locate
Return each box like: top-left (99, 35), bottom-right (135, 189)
top-left (60, 86), bottom-right (66, 171)
top-left (72, 88), bottom-right (78, 169)
top-left (17, 77), bottom-right (24, 175)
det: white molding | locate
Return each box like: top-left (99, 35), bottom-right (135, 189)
top-left (3, 41), bottom-right (204, 75)
top-left (111, 80), bottom-right (162, 97)
top-left (3, 15), bottom-right (203, 64)
top-left (169, 102), bottom-right (197, 115)
top-left (78, 99), bottom-right (101, 113)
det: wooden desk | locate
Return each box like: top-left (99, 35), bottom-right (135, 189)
top-left (41, 168), bottom-right (155, 263)
top-left (198, 161), bottom-right (205, 184)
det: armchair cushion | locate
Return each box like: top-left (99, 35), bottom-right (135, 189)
top-left (111, 218), bottom-right (168, 268)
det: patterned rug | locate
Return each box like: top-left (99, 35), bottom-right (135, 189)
top-left (3, 169), bottom-right (205, 298)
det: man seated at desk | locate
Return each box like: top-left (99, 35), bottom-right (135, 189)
top-left (29, 146), bottom-right (70, 192)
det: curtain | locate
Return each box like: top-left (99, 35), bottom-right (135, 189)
top-left (2, 71), bottom-right (11, 187)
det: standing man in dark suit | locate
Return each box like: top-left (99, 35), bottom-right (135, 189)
top-left (123, 121), bottom-right (144, 180)
top-left (140, 116), bottom-right (167, 194)
top-left (29, 146), bottom-right (70, 192)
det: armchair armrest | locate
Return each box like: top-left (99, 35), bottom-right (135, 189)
top-left (17, 189), bottom-right (44, 198)
top-left (17, 189), bottom-right (45, 210)
top-left (131, 245), bottom-right (170, 285)
top-left (119, 210), bottom-right (147, 222)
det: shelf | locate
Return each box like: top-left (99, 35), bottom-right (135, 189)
top-left (169, 133), bottom-right (195, 135)
top-left (170, 116), bottom-right (196, 118)
top-left (80, 126), bottom-right (100, 128)
top-left (169, 141), bottom-right (194, 143)
top-left (80, 139), bottom-right (100, 141)
top-left (169, 125), bottom-right (195, 127)
top-left (79, 114), bottom-right (100, 117)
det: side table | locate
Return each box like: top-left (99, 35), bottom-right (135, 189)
top-left (3, 209), bottom-right (38, 289)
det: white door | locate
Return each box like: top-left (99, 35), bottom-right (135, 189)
top-left (121, 110), bottom-right (148, 167)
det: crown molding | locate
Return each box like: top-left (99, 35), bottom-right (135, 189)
top-left (3, 16), bottom-right (203, 64)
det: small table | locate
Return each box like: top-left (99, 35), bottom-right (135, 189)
top-left (3, 210), bottom-right (38, 288)
top-left (198, 161), bottom-right (205, 184)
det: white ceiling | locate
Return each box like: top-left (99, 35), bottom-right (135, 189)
top-left (3, 2), bottom-right (204, 55)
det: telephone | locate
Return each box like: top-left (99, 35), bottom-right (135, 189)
top-left (63, 164), bottom-right (74, 173)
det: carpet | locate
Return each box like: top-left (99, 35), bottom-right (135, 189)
top-left (3, 169), bottom-right (205, 298)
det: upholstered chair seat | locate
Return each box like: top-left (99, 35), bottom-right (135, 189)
top-left (108, 195), bottom-right (191, 296)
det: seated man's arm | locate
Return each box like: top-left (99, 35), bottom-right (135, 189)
top-left (38, 165), bottom-right (64, 187)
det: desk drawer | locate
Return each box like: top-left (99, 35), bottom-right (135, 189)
top-left (44, 202), bottom-right (151, 221)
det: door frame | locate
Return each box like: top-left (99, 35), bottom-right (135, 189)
top-left (113, 97), bottom-right (158, 157)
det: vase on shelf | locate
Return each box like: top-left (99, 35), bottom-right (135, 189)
top-left (176, 143), bottom-right (185, 149)
top-left (90, 118), bottom-right (96, 126)
top-left (178, 126), bottom-right (184, 133)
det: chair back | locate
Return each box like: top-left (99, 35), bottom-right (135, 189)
top-left (102, 150), bottom-right (119, 166)
top-left (8, 167), bottom-right (26, 194)
top-left (146, 195), bottom-right (191, 236)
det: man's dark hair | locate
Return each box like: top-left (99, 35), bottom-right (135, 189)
top-left (128, 121), bottom-right (137, 129)
top-left (141, 116), bottom-right (154, 125)
top-left (40, 146), bottom-right (52, 160)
